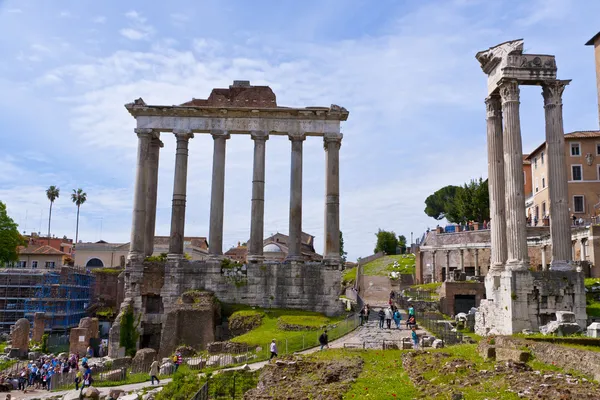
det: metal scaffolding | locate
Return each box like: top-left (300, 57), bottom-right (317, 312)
top-left (0, 267), bottom-right (95, 333)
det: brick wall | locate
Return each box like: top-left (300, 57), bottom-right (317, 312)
top-left (439, 281), bottom-right (485, 316)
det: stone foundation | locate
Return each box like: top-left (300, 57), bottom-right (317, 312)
top-left (109, 258), bottom-right (342, 357)
top-left (475, 270), bottom-right (586, 335)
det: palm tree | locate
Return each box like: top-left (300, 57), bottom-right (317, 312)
top-left (71, 188), bottom-right (87, 245)
top-left (46, 186), bottom-right (60, 245)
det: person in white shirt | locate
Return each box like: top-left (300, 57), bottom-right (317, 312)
top-left (269, 339), bottom-right (278, 360)
top-left (384, 307), bottom-right (393, 329)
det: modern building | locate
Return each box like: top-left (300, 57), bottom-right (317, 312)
top-left (224, 243), bottom-right (248, 263)
top-left (23, 232), bottom-right (73, 257)
top-left (526, 131), bottom-right (600, 223)
top-left (74, 236), bottom-right (209, 268)
top-left (16, 244), bottom-right (68, 269)
top-left (262, 232), bottom-right (323, 262)
top-left (0, 267), bottom-right (94, 333)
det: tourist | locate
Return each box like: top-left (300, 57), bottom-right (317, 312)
top-left (319, 330), bottom-right (329, 350)
top-left (408, 304), bottom-right (415, 318)
top-left (86, 345), bottom-right (93, 358)
top-left (378, 308), bottom-right (385, 329)
top-left (80, 364), bottom-right (92, 396)
top-left (389, 290), bottom-right (396, 301)
top-left (74, 369), bottom-right (83, 390)
top-left (411, 326), bottom-right (419, 350)
top-left (269, 339), bottom-right (278, 360)
top-left (393, 308), bottom-right (402, 329)
top-left (359, 307), bottom-right (365, 326)
top-left (17, 368), bottom-right (26, 391)
top-left (384, 307), bottom-right (393, 329)
top-left (579, 217), bottom-right (584, 226)
top-left (172, 350), bottom-right (183, 372)
top-left (150, 358), bottom-right (160, 385)
top-left (406, 315), bottom-right (416, 330)
top-left (573, 214), bottom-right (577, 225)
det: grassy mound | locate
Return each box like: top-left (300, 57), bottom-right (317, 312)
top-left (277, 315), bottom-right (329, 331)
top-left (362, 254), bottom-right (415, 276)
top-left (228, 310), bottom-right (264, 336)
top-left (341, 266), bottom-right (357, 285)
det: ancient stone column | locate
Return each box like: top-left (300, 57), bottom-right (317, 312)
top-left (459, 249), bottom-right (465, 271)
top-left (144, 136), bottom-right (163, 257)
top-left (541, 245), bottom-right (547, 270)
top-left (287, 133), bottom-right (306, 261)
top-left (445, 250), bottom-right (451, 281)
top-left (542, 80), bottom-right (573, 271)
top-left (128, 128), bottom-right (153, 261)
top-left (474, 249), bottom-right (480, 275)
top-left (485, 95), bottom-right (508, 272)
top-left (168, 130), bottom-right (194, 258)
top-left (499, 80), bottom-right (529, 271)
top-left (248, 131), bottom-right (269, 261)
top-left (432, 250), bottom-right (437, 282)
top-left (324, 132), bottom-right (343, 263)
top-left (581, 239), bottom-right (587, 261)
top-left (209, 130), bottom-right (230, 257)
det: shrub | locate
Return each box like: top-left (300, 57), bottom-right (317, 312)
top-left (119, 305), bottom-right (139, 357)
top-left (155, 367), bottom-right (203, 400)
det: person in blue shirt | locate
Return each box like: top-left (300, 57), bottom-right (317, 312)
top-left (411, 326), bottom-right (419, 350)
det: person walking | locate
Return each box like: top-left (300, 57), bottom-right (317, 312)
top-left (150, 359), bottom-right (160, 385)
top-left (172, 351), bottom-right (182, 372)
top-left (319, 330), bottom-right (329, 350)
top-left (378, 308), bottom-right (385, 329)
top-left (393, 308), bottom-right (402, 329)
top-left (74, 369), bottom-right (82, 390)
top-left (384, 306), bottom-right (393, 329)
top-left (411, 326), bottom-right (419, 350)
top-left (270, 339), bottom-right (278, 360)
top-left (359, 307), bottom-right (365, 326)
top-left (80, 364), bottom-right (92, 396)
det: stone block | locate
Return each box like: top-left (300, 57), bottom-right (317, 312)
top-left (187, 357), bottom-right (206, 369)
top-left (587, 322), bottom-right (600, 338)
top-left (111, 356), bottom-right (132, 369)
top-left (132, 348), bottom-right (157, 371)
top-left (555, 311), bottom-right (576, 323)
top-left (540, 321), bottom-right (582, 336)
top-left (432, 339), bottom-right (444, 349)
top-left (84, 386), bottom-right (100, 399)
top-left (102, 369), bottom-right (125, 381)
top-left (496, 348), bottom-right (530, 363)
top-left (108, 388), bottom-right (124, 399)
top-left (477, 343), bottom-right (496, 360)
top-left (11, 318), bottom-right (29, 356)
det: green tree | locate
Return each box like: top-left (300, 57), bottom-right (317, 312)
top-left (398, 235), bottom-right (407, 248)
top-left (453, 178), bottom-right (489, 223)
top-left (71, 188), bottom-right (87, 245)
top-left (339, 231), bottom-right (347, 263)
top-left (0, 202), bottom-right (25, 266)
top-left (46, 185), bottom-right (60, 245)
top-left (424, 185), bottom-right (460, 222)
top-left (374, 229), bottom-right (399, 255)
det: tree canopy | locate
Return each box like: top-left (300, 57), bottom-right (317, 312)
top-left (374, 229), bottom-right (398, 255)
top-left (0, 201), bottom-right (25, 265)
top-left (398, 235), bottom-right (407, 248)
top-left (424, 179), bottom-right (489, 224)
top-left (339, 231), bottom-right (347, 263)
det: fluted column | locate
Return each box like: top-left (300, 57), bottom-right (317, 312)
top-left (541, 245), bottom-right (547, 270)
top-left (248, 131), bottom-right (269, 261)
top-left (445, 250), bottom-right (450, 282)
top-left (287, 132), bottom-right (306, 261)
top-left (128, 128), bottom-right (153, 261)
top-left (499, 80), bottom-right (529, 271)
top-left (542, 80), bottom-right (573, 271)
top-left (208, 130), bottom-right (230, 257)
top-left (459, 249), bottom-right (465, 271)
top-left (144, 136), bottom-right (163, 257)
top-left (168, 130), bottom-right (194, 258)
top-left (474, 249), bottom-right (480, 275)
top-left (432, 250), bottom-right (437, 282)
top-left (324, 132), bottom-right (343, 263)
top-left (485, 94), bottom-right (508, 272)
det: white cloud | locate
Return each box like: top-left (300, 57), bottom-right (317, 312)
top-left (93, 16), bottom-right (106, 24)
top-left (120, 10), bottom-right (154, 40)
top-left (120, 28), bottom-right (147, 41)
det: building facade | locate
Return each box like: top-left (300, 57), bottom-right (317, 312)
top-left (526, 131), bottom-right (600, 223)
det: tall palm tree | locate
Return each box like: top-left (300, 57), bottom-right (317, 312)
top-left (71, 188), bottom-right (87, 245)
top-left (46, 186), bottom-right (60, 245)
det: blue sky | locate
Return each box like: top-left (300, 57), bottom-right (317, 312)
top-left (1, 0), bottom-right (599, 261)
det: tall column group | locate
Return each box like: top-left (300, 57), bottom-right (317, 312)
top-left (168, 130), bottom-right (193, 258)
top-left (209, 130), bottom-right (230, 257)
top-left (323, 133), bottom-right (342, 262)
top-left (286, 133), bottom-right (306, 261)
top-left (247, 131), bottom-right (269, 261)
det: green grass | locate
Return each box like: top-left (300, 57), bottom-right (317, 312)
top-left (277, 315), bottom-right (330, 329)
top-left (362, 254), bottom-right (415, 276)
top-left (342, 266), bottom-right (357, 284)
top-left (587, 300), bottom-right (600, 317)
top-left (585, 278), bottom-right (600, 288)
top-left (230, 308), bottom-right (345, 347)
top-left (91, 268), bottom-right (123, 275)
top-left (410, 282), bottom-right (442, 291)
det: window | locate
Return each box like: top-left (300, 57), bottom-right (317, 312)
top-left (45, 261), bottom-right (55, 268)
top-left (574, 195), bottom-right (585, 213)
top-left (31, 261), bottom-right (38, 269)
top-left (572, 165), bottom-right (582, 181)
top-left (541, 175), bottom-right (546, 189)
top-left (16, 261), bottom-right (26, 268)
top-left (534, 157), bottom-right (538, 169)
top-left (535, 178), bottom-right (539, 193)
top-left (542, 202), bottom-right (546, 217)
top-left (597, 143), bottom-right (600, 156)
top-left (541, 151), bottom-right (545, 165)
top-left (571, 143), bottom-right (581, 156)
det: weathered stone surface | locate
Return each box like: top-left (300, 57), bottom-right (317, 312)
top-left (111, 356), bottom-right (132, 369)
top-left (84, 386), bottom-right (100, 399)
top-left (477, 342), bottom-right (496, 360)
top-left (228, 311), bottom-right (263, 336)
top-left (108, 388), bottom-right (125, 399)
top-left (187, 357), bottom-right (206, 369)
top-left (132, 348), bottom-right (156, 372)
top-left (496, 348), bottom-right (530, 363)
top-left (432, 339), bottom-right (444, 349)
top-left (70, 317), bottom-right (100, 356)
top-left (587, 322), bottom-right (600, 338)
top-left (540, 320), bottom-right (582, 336)
top-left (11, 318), bottom-right (30, 358)
top-left (32, 312), bottom-right (46, 342)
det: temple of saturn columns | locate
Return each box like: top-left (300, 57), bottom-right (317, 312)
top-left (473, 40), bottom-right (586, 335)
top-left (109, 81), bottom-right (348, 356)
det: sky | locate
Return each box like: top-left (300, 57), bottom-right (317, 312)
top-left (0, 0), bottom-right (599, 262)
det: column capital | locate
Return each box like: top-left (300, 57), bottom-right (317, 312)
top-left (324, 132), bottom-right (343, 149)
top-left (288, 132), bottom-right (306, 142)
top-left (498, 79), bottom-right (520, 104)
top-left (542, 80), bottom-right (571, 107)
top-left (250, 130), bottom-right (269, 141)
top-left (150, 137), bottom-right (164, 148)
top-left (135, 128), bottom-right (159, 139)
top-left (173, 129), bottom-right (194, 140)
top-left (485, 94), bottom-right (502, 119)
top-left (211, 129), bottom-right (231, 140)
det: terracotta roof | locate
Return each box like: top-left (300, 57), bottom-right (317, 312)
top-left (586, 32), bottom-right (600, 46)
top-left (525, 131), bottom-right (600, 159)
top-left (224, 246), bottom-right (248, 256)
top-left (522, 154), bottom-right (531, 165)
top-left (18, 245), bottom-right (66, 256)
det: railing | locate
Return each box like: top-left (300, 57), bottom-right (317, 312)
top-left (418, 312), bottom-right (464, 346)
top-left (190, 381), bottom-right (209, 400)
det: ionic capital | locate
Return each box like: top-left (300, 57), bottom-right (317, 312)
top-left (150, 136), bottom-right (164, 148)
top-left (173, 129), bottom-right (194, 141)
top-left (250, 130), bottom-right (269, 141)
top-left (135, 128), bottom-right (158, 140)
top-left (542, 80), bottom-right (570, 107)
top-left (498, 79), bottom-right (520, 104)
top-left (211, 129), bottom-right (231, 140)
top-left (288, 132), bottom-right (306, 142)
top-left (485, 95), bottom-right (502, 119)
top-left (324, 132), bottom-right (343, 145)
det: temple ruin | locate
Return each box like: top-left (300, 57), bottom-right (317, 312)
top-left (473, 40), bottom-right (587, 335)
top-left (109, 81), bottom-right (348, 357)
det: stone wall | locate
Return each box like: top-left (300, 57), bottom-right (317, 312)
top-left (93, 270), bottom-right (125, 310)
top-left (70, 317), bottom-right (99, 356)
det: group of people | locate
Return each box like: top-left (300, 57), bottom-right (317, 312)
top-left (0, 351), bottom-right (93, 395)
